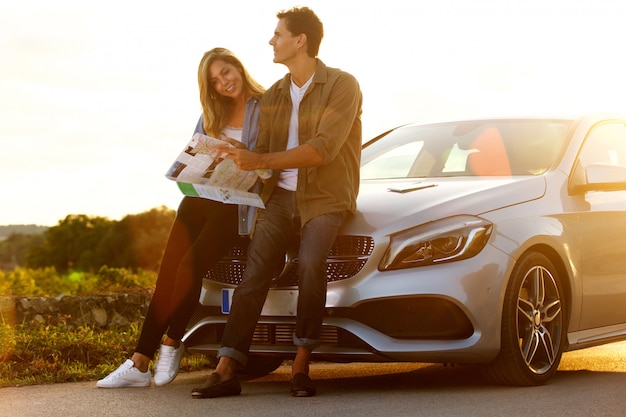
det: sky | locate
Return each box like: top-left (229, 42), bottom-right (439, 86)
top-left (2, 0), bottom-right (626, 226)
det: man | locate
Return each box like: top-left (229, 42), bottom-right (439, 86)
top-left (192, 6), bottom-right (362, 398)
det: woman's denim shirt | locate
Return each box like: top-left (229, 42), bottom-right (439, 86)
top-left (193, 95), bottom-right (261, 235)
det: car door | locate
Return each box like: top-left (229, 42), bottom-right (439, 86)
top-left (578, 121), bottom-right (626, 329)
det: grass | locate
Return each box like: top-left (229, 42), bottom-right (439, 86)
top-left (0, 318), bottom-right (214, 387)
top-left (0, 267), bottom-right (214, 387)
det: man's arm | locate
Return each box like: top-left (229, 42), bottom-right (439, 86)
top-left (223, 143), bottom-right (323, 171)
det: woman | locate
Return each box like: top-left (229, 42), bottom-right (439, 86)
top-left (97, 48), bottom-right (265, 388)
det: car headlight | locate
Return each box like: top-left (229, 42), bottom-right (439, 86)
top-left (379, 215), bottom-right (493, 271)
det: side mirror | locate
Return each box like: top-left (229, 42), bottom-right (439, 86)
top-left (572, 162), bottom-right (626, 193)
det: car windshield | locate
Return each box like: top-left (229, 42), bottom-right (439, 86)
top-left (360, 120), bottom-right (573, 179)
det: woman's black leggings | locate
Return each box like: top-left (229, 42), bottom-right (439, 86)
top-left (135, 196), bottom-right (238, 358)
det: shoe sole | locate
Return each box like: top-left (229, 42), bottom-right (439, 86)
top-left (96, 382), bottom-right (151, 388)
top-left (291, 389), bottom-right (316, 397)
top-left (191, 379), bottom-right (241, 398)
top-left (154, 370), bottom-right (179, 387)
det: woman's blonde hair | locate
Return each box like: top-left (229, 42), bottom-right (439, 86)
top-left (197, 48), bottom-right (265, 138)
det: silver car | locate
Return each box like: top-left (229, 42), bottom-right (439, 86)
top-left (183, 114), bottom-right (626, 386)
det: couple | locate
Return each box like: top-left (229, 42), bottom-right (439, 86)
top-left (97, 6), bottom-right (363, 398)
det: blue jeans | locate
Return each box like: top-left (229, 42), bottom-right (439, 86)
top-left (218, 188), bottom-right (346, 367)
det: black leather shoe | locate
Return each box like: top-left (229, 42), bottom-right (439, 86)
top-left (290, 373), bottom-right (316, 397)
top-left (191, 373), bottom-right (241, 398)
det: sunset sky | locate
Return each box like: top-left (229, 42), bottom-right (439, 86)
top-left (2, 0), bottom-right (625, 226)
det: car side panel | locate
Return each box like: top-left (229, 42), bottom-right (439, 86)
top-left (579, 191), bottom-right (626, 329)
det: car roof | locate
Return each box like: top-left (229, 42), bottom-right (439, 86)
top-left (400, 113), bottom-right (626, 128)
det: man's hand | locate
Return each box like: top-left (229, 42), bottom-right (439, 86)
top-left (222, 147), bottom-right (263, 171)
top-left (223, 142), bottom-right (322, 172)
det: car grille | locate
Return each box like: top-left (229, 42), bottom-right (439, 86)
top-left (183, 316), bottom-right (370, 352)
top-left (252, 323), bottom-right (340, 345)
top-left (204, 235), bottom-right (374, 287)
top-left (335, 297), bottom-right (474, 340)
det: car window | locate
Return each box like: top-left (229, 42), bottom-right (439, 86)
top-left (361, 120), bottom-right (571, 179)
top-left (443, 144), bottom-right (474, 173)
top-left (578, 122), bottom-right (626, 168)
top-left (360, 141), bottom-right (423, 179)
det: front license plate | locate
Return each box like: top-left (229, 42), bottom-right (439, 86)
top-left (221, 289), bottom-right (233, 314)
top-left (221, 288), bottom-right (298, 316)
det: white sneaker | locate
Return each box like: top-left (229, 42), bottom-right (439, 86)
top-left (154, 343), bottom-right (185, 386)
top-left (96, 359), bottom-right (151, 388)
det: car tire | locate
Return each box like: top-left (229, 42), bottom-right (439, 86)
top-left (481, 251), bottom-right (566, 386)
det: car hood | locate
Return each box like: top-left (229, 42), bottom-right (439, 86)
top-left (343, 176), bottom-right (547, 236)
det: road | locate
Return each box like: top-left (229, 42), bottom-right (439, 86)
top-left (2, 341), bottom-right (626, 417)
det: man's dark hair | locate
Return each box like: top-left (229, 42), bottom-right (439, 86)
top-left (277, 7), bottom-right (324, 58)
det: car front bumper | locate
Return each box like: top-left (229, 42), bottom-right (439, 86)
top-left (183, 243), bottom-right (510, 365)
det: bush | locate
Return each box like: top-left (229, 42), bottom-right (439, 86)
top-left (0, 267), bottom-right (157, 297)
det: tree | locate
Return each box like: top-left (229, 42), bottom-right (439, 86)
top-left (24, 207), bottom-right (176, 272)
top-left (0, 233), bottom-right (44, 270)
top-left (27, 214), bottom-right (113, 271)
top-left (100, 206), bottom-right (175, 270)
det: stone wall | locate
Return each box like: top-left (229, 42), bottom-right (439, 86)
top-left (0, 291), bottom-right (152, 328)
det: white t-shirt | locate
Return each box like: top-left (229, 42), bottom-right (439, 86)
top-left (221, 126), bottom-right (243, 142)
top-left (277, 74), bottom-right (314, 191)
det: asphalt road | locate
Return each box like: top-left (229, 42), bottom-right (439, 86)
top-left (2, 341), bottom-right (626, 417)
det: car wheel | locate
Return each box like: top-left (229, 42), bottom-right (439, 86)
top-left (482, 251), bottom-right (566, 386)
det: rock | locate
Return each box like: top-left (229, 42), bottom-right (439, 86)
top-left (5, 291), bottom-right (153, 328)
top-left (0, 296), bottom-right (17, 325)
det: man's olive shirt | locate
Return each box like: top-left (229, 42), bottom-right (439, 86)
top-left (256, 59), bottom-right (363, 227)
